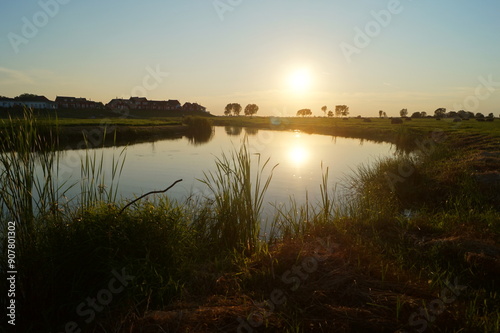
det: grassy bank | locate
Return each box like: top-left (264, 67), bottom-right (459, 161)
top-left (1, 111), bottom-right (499, 332)
top-left (5, 113), bottom-right (499, 152)
top-left (214, 116), bottom-right (500, 150)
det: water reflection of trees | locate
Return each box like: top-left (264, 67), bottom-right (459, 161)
top-left (184, 116), bottom-right (214, 146)
top-left (225, 126), bottom-right (243, 136)
top-left (244, 127), bottom-right (259, 136)
top-left (185, 128), bottom-right (214, 146)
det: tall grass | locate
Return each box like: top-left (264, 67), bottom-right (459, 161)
top-left (79, 131), bottom-right (126, 210)
top-left (0, 109), bottom-right (67, 252)
top-left (270, 163), bottom-right (342, 240)
top-left (197, 139), bottom-right (278, 253)
top-left (0, 109), bottom-right (128, 331)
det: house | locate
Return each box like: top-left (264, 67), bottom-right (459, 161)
top-left (166, 100), bottom-right (181, 110)
top-left (129, 97), bottom-right (149, 110)
top-left (55, 96), bottom-right (103, 109)
top-left (0, 95), bottom-right (57, 109)
top-left (0, 97), bottom-right (15, 108)
top-left (16, 95), bottom-right (57, 109)
top-left (107, 98), bottom-right (130, 110)
top-left (106, 97), bottom-right (183, 112)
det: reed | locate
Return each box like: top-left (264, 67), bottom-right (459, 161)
top-left (197, 138), bottom-right (277, 253)
top-left (0, 109), bottom-right (66, 252)
top-left (78, 130), bottom-right (127, 210)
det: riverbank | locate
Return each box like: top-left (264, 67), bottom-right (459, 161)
top-left (32, 115), bottom-right (500, 150)
top-left (0, 113), bottom-right (499, 332)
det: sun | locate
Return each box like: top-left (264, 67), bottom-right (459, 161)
top-left (288, 68), bottom-right (312, 92)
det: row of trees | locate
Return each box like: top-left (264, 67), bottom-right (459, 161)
top-left (298, 105), bottom-right (496, 118)
top-left (305, 105), bottom-right (350, 117)
top-left (224, 103), bottom-right (259, 117)
top-left (408, 108), bottom-right (495, 119)
top-left (298, 105), bottom-right (350, 117)
top-left (381, 108), bottom-right (498, 119)
top-left (224, 103), bottom-right (497, 119)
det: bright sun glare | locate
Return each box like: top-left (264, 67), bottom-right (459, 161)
top-left (289, 145), bottom-right (309, 166)
top-left (288, 68), bottom-right (312, 92)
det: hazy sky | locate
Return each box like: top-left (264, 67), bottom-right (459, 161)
top-left (1, 0), bottom-right (499, 116)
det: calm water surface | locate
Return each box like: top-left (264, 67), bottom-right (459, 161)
top-left (56, 126), bottom-right (396, 211)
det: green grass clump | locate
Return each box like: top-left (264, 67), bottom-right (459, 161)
top-left (18, 198), bottom-right (203, 331)
top-left (197, 139), bottom-right (277, 253)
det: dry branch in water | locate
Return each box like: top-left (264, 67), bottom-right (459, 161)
top-left (118, 179), bottom-right (183, 215)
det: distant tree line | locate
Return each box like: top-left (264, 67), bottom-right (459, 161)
top-left (296, 109), bottom-right (312, 117)
top-left (223, 102), bottom-right (498, 119)
top-left (295, 105), bottom-right (349, 117)
top-left (224, 103), bottom-right (259, 117)
top-left (382, 108), bottom-right (496, 119)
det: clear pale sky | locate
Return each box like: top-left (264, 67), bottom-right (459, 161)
top-left (1, 0), bottom-right (499, 116)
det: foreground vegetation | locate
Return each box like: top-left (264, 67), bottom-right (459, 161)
top-left (0, 111), bottom-right (499, 332)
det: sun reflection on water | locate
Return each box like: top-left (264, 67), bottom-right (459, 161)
top-left (288, 145), bottom-right (309, 166)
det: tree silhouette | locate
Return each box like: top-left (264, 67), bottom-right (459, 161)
top-left (321, 105), bottom-right (327, 117)
top-left (232, 103), bottom-right (242, 116)
top-left (297, 109), bottom-right (312, 117)
top-left (336, 105), bottom-right (349, 117)
top-left (328, 111), bottom-right (334, 117)
top-left (224, 104), bottom-right (232, 116)
top-left (16, 93), bottom-right (39, 99)
top-left (244, 104), bottom-right (259, 117)
top-left (379, 110), bottom-right (383, 118)
top-left (434, 108), bottom-right (446, 118)
top-left (400, 108), bottom-right (408, 117)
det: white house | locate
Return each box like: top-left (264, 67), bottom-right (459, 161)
top-left (0, 95), bottom-right (57, 109)
top-left (0, 97), bottom-right (15, 108)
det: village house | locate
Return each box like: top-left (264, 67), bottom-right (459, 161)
top-left (106, 98), bottom-right (130, 110)
top-left (0, 94), bottom-right (207, 113)
top-left (0, 95), bottom-right (57, 109)
top-left (106, 97), bottom-right (182, 111)
top-left (0, 97), bottom-right (15, 108)
top-left (55, 96), bottom-right (103, 109)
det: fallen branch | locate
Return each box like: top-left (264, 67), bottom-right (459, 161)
top-left (118, 179), bottom-right (183, 215)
